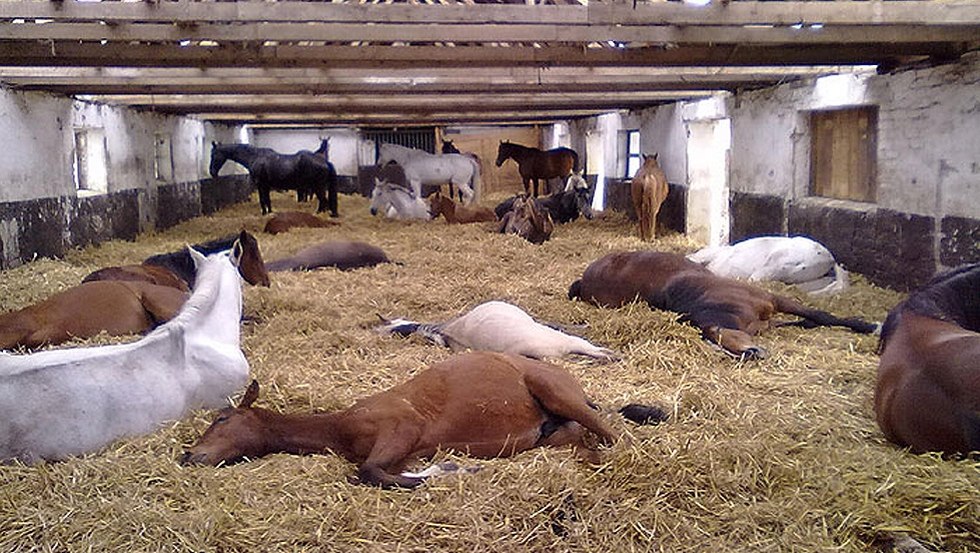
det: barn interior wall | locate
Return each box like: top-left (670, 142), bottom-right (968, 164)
top-left (0, 87), bottom-right (251, 270)
top-left (729, 52), bottom-right (980, 290)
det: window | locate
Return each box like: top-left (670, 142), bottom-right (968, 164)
top-left (154, 133), bottom-right (173, 181)
top-left (809, 106), bottom-right (877, 202)
top-left (625, 130), bottom-right (641, 178)
top-left (73, 128), bottom-right (108, 194)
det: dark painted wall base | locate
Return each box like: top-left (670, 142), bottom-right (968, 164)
top-left (603, 178), bottom-right (687, 234)
top-left (730, 191), bottom-right (979, 291)
top-left (0, 175), bottom-right (251, 270)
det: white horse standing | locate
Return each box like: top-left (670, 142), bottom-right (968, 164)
top-left (0, 246), bottom-right (249, 463)
top-left (687, 235), bottom-right (850, 296)
top-left (369, 178), bottom-right (432, 221)
top-left (377, 300), bottom-right (616, 361)
top-left (378, 143), bottom-right (481, 204)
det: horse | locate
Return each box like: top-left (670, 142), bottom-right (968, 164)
top-left (495, 141), bottom-right (580, 198)
top-left (83, 230), bottom-right (271, 290)
top-left (874, 262), bottom-right (980, 455)
top-left (687, 236), bottom-right (850, 296)
top-left (494, 176), bottom-right (594, 225)
top-left (428, 191), bottom-right (497, 224)
top-left (0, 246), bottom-right (249, 463)
top-left (568, 250), bottom-right (878, 359)
top-left (497, 194), bottom-right (555, 245)
top-left (295, 138), bottom-right (331, 202)
top-left (266, 240), bottom-right (393, 272)
top-left (630, 154), bottom-right (670, 241)
top-left (369, 178), bottom-right (432, 221)
top-left (263, 211), bottom-right (340, 235)
top-left (441, 139), bottom-right (461, 154)
top-left (180, 352), bottom-right (667, 488)
top-left (377, 143), bottom-right (481, 205)
top-left (377, 300), bottom-right (616, 361)
top-left (209, 142), bottom-right (339, 217)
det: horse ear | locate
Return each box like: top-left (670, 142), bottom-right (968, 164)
top-left (239, 380), bottom-right (260, 409)
top-left (212, 141), bottom-right (217, 147)
top-left (188, 245), bottom-right (206, 267)
top-left (230, 238), bottom-right (244, 268)
top-left (653, 153), bottom-right (659, 161)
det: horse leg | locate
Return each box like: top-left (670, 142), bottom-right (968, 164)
top-left (356, 423), bottom-right (425, 489)
top-left (326, 169), bottom-right (339, 217)
top-left (773, 295), bottom-right (878, 334)
top-left (523, 363), bottom-right (616, 446)
top-left (256, 180), bottom-right (272, 215)
top-left (701, 326), bottom-right (767, 359)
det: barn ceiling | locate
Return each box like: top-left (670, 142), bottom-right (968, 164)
top-left (1, 0), bottom-right (978, 128)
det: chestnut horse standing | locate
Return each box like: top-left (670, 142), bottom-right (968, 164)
top-left (568, 250), bottom-right (877, 358)
top-left (181, 351), bottom-right (666, 488)
top-left (495, 141), bottom-right (579, 198)
top-left (630, 154), bottom-right (669, 241)
top-left (875, 263), bottom-right (980, 455)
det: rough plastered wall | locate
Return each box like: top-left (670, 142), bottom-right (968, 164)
top-left (0, 87), bottom-right (250, 269)
top-left (729, 53), bottom-right (980, 289)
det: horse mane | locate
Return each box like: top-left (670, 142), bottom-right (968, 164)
top-left (144, 234), bottom-right (241, 287)
top-left (878, 262), bottom-right (980, 353)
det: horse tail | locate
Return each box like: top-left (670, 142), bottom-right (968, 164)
top-left (618, 403), bottom-right (669, 425)
top-left (375, 317), bottom-right (447, 347)
top-left (773, 295), bottom-right (879, 334)
top-left (639, 184), bottom-right (655, 241)
top-left (467, 155), bottom-right (482, 203)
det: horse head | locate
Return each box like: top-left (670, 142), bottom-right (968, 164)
top-left (442, 140), bottom-right (460, 154)
top-left (209, 143), bottom-right (228, 178)
top-left (495, 141), bottom-right (513, 167)
top-left (233, 229), bottom-right (271, 287)
top-left (181, 380), bottom-right (265, 466)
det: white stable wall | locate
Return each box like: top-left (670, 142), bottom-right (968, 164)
top-left (730, 52), bottom-right (980, 220)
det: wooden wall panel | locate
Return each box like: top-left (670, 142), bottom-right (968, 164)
top-left (809, 107), bottom-right (877, 202)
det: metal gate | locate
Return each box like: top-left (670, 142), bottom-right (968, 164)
top-left (362, 127), bottom-right (437, 162)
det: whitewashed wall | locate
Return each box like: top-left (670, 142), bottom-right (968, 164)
top-left (730, 52), bottom-right (980, 220)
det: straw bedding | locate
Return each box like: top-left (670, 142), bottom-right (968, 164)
top-left (0, 191), bottom-right (976, 552)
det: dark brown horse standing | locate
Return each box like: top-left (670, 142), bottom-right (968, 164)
top-left (568, 251), bottom-right (877, 358)
top-left (209, 142), bottom-right (339, 217)
top-left (495, 141), bottom-right (579, 197)
top-left (181, 351), bottom-right (665, 488)
top-left (875, 263), bottom-right (980, 455)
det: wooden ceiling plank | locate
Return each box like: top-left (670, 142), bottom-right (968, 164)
top-left (2, 1), bottom-right (978, 26)
top-left (2, 21), bottom-right (976, 44)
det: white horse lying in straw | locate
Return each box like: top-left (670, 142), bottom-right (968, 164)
top-left (377, 300), bottom-right (616, 360)
top-left (378, 143), bottom-right (481, 205)
top-left (686, 235), bottom-right (850, 296)
top-left (369, 178), bottom-right (432, 221)
top-left (0, 246), bottom-right (249, 463)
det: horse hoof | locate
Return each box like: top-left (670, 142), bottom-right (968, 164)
top-left (742, 347), bottom-right (768, 360)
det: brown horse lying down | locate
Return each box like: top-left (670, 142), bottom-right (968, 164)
top-left (265, 240), bottom-right (393, 272)
top-left (497, 194), bottom-right (555, 245)
top-left (0, 280), bottom-right (187, 351)
top-left (263, 211), bottom-right (341, 235)
top-left (182, 351), bottom-right (666, 488)
top-left (428, 192), bottom-right (497, 224)
top-left (568, 251), bottom-right (877, 358)
top-left (875, 263), bottom-right (980, 455)
top-left (82, 230), bottom-right (270, 290)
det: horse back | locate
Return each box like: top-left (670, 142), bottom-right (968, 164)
top-left (876, 312), bottom-right (980, 453)
top-left (573, 251), bottom-right (704, 307)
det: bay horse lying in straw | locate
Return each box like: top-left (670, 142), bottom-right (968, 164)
top-left (874, 262), bottom-right (980, 455)
top-left (83, 230), bottom-right (270, 291)
top-left (568, 251), bottom-right (877, 359)
top-left (497, 194), bottom-right (555, 245)
top-left (495, 141), bottom-right (579, 197)
top-left (687, 235), bottom-right (849, 296)
top-left (378, 143), bottom-right (481, 205)
top-left (209, 142), bottom-right (339, 217)
top-left (1, 246), bottom-right (249, 463)
top-left (494, 175), bottom-right (594, 224)
top-left (631, 153), bottom-right (669, 241)
top-left (377, 300), bottom-right (616, 361)
top-left (266, 240), bottom-right (393, 272)
top-left (369, 178), bottom-right (432, 221)
top-left (263, 211), bottom-right (341, 235)
top-left (181, 352), bottom-right (666, 488)
top-left (428, 191), bottom-right (497, 224)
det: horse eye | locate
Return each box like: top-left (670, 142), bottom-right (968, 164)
top-left (215, 414), bottom-right (229, 424)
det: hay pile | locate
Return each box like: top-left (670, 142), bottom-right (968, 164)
top-left (1, 192), bottom-right (976, 552)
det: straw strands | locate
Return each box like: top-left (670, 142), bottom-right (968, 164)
top-left (0, 191), bottom-right (976, 552)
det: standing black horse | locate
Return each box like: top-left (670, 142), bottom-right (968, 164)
top-left (209, 142), bottom-right (339, 217)
top-left (495, 141), bottom-right (579, 197)
top-left (441, 139), bottom-right (461, 154)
